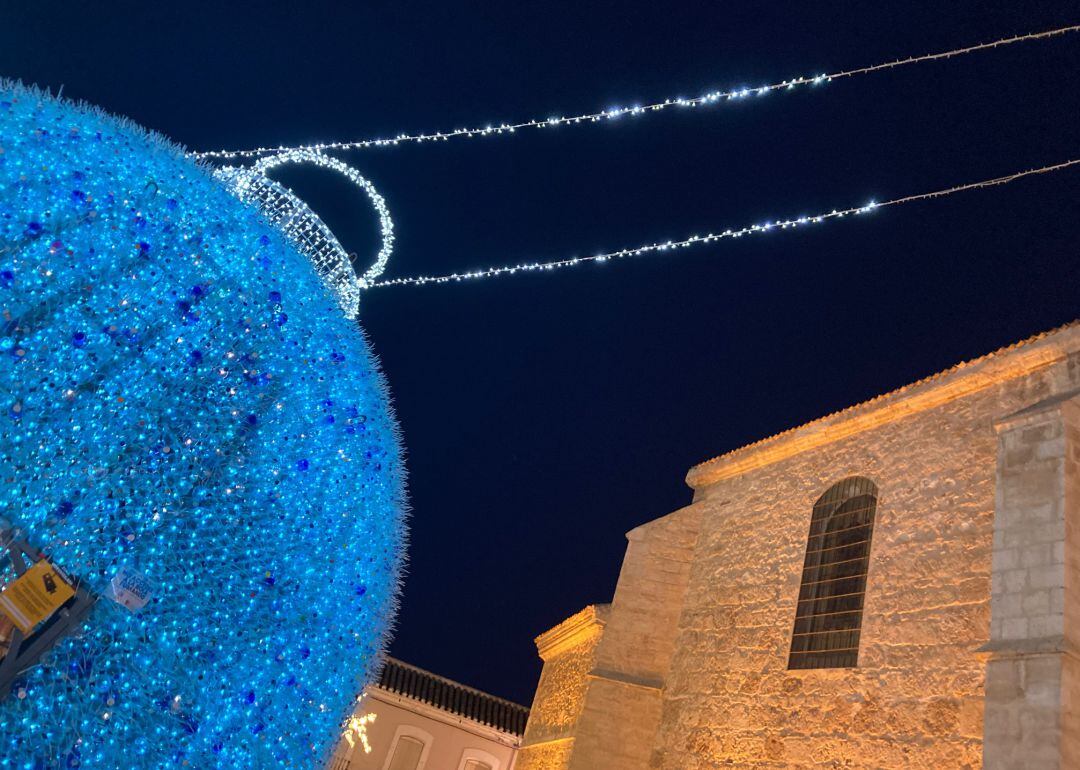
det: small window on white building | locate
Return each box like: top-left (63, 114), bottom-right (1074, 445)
top-left (387, 736), bottom-right (425, 770)
top-left (458, 748), bottom-right (500, 770)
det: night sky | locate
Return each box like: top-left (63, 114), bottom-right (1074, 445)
top-left (3, 2), bottom-right (1078, 706)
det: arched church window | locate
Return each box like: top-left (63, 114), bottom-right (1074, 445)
top-left (788, 476), bottom-right (878, 669)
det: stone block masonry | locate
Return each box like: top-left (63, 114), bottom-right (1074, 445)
top-left (981, 390), bottom-right (1080, 769)
top-left (516, 606), bottom-right (608, 770)
top-left (519, 322), bottom-right (1080, 769)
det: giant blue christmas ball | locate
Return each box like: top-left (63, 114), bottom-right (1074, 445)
top-left (0, 82), bottom-right (405, 768)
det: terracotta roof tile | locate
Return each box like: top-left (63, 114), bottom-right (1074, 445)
top-left (687, 319), bottom-right (1080, 488)
top-left (375, 657), bottom-right (530, 737)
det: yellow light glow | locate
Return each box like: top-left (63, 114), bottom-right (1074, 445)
top-left (343, 712), bottom-right (376, 754)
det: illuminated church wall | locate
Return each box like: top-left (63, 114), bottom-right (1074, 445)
top-left (520, 322), bottom-right (1080, 769)
top-left (516, 606), bottom-right (609, 770)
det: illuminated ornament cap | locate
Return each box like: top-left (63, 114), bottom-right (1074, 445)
top-left (216, 149), bottom-right (395, 316)
top-left (0, 81), bottom-right (405, 768)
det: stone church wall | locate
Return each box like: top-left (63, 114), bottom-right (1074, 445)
top-left (650, 330), bottom-right (1080, 769)
top-left (981, 391), bottom-right (1080, 769)
top-left (568, 506), bottom-right (703, 770)
top-left (516, 606), bottom-right (608, 770)
top-left (520, 323), bottom-right (1080, 770)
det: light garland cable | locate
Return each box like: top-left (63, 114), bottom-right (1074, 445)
top-left (367, 159), bottom-right (1080, 288)
top-left (193, 25), bottom-right (1080, 161)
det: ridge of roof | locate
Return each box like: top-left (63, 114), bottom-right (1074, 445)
top-left (686, 319), bottom-right (1080, 490)
top-left (374, 657), bottom-right (529, 737)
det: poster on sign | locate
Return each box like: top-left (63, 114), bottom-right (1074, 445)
top-left (0, 560), bottom-right (76, 635)
top-left (108, 569), bottom-right (153, 612)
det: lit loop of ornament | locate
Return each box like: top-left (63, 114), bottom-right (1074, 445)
top-left (216, 149), bottom-right (394, 315)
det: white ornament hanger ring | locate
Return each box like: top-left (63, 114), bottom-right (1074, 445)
top-left (216, 149), bottom-right (394, 315)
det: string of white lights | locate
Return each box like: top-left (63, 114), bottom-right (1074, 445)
top-left (367, 159), bottom-right (1080, 288)
top-left (193, 25), bottom-right (1080, 161)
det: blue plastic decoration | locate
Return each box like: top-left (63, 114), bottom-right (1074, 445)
top-left (0, 82), bottom-right (405, 768)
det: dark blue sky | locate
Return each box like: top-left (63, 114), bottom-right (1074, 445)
top-left (3, 2), bottom-right (1078, 705)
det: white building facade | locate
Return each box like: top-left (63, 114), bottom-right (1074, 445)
top-left (328, 658), bottom-right (529, 770)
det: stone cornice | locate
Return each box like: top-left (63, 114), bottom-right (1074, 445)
top-left (587, 668), bottom-right (663, 692)
top-left (977, 635), bottom-right (1080, 665)
top-left (993, 387), bottom-right (1080, 433)
top-left (686, 320), bottom-right (1080, 491)
top-left (534, 604), bottom-right (610, 661)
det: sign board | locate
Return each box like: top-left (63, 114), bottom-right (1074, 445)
top-left (109, 568), bottom-right (152, 611)
top-left (0, 559), bottom-right (76, 635)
